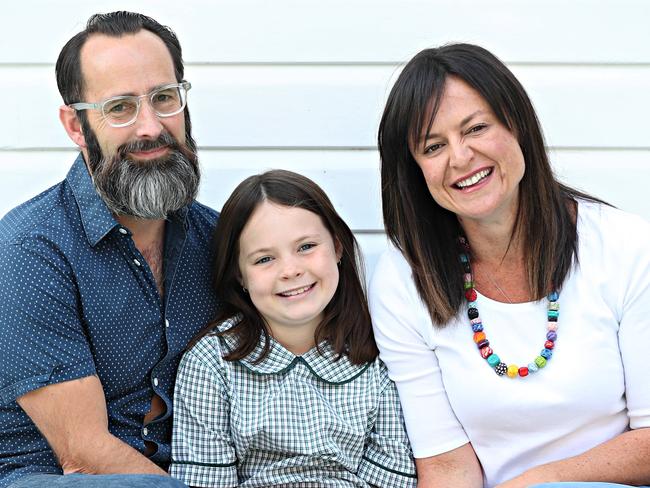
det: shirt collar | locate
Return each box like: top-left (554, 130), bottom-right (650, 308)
top-left (66, 153), bottom-right (119, 247)
top-left (66, 153), bottom-right (191, 247)
top-left (217, 317), bottom-right (370, 384)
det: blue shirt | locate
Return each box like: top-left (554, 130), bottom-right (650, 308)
top-left (0, 154), bottom-right (219, 487)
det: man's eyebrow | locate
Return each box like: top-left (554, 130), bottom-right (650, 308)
top-left (106, 82), bottom-right (176, 99)
top-left (422, 110), bottom-right (486, 142)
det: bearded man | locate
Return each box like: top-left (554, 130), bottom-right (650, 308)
top-left (0, 12), bottom-right (218, 488)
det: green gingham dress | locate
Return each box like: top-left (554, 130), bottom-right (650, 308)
top-left (170, 317), bottom-right (417, 487)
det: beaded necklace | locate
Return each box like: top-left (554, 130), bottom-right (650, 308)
top-left (459, 239), bottom-right (559, 378)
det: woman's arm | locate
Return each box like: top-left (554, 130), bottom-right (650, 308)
top-left (416, 443), bottom-right (483, 488)
top-left (496, 428), bottom-right (650, 487)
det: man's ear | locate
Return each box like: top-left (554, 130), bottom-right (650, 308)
top-left (59, 105), bottom-right (87, 148)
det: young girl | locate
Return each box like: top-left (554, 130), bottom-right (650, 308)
top-left (170, 170), bottom-right (416, 488)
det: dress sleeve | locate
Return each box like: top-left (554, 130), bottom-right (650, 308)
top-left (170, 344), bottom-right (238, 487)
top-left (358, 362), bottom-right (417, 488)
top-left (616, 213), bottom-right (650, 429)
top-left (368, 247), bottom-right (469, 458)
top-left (0, 240), bottom-right (96, 406)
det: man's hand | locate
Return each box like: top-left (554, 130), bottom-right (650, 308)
top-left (18, 375), bottom-right (167, 476)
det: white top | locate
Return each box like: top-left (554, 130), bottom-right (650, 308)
top-left (368, 201), bottom-right (650, 487)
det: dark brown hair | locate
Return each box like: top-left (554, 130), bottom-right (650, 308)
top-left (192, 170), bottom-right (378, 364)
top-left (378, 43), bottom-right (600, 325)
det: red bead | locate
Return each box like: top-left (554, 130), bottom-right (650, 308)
top-left (465, 289), bottom-right (477, 301)
top-left (518, 367), bottom-right (529, 377)
top-left (544, 340), bottom-right (555, 349)
top-left (480, 346), bottom-right (493, 359)
top-left (473, 331), bottom-right (486, 343)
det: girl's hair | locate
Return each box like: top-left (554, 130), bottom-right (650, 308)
top-left (191, 169), bottom-right (378, 364)
top-left (378, 43), bottom-right (601, 326)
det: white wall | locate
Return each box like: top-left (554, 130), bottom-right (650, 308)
top-left (1, 0), bottom-right (649, 273)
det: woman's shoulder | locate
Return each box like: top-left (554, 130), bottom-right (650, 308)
top-left (577, 199), bottom-right (650, 247)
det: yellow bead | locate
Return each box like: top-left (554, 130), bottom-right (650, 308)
top-left (507, 364), bottom-right (518, 378)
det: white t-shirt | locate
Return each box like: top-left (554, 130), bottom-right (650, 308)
top-left (368, 201), bottom-right (650, 487)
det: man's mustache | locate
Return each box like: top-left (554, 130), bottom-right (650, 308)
top-left (117, 131), bottom-right (180, 160)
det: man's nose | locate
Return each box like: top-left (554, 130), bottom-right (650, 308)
top-left (133, 99), bottom-right (164, 139)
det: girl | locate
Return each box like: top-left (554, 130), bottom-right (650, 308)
top-left (170, 170), bottom-right (416, 488)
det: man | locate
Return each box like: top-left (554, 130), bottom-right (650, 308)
top-left (0, 12), bottom-right (218, 488)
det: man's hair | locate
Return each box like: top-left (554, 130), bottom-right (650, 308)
top-left (190, 169), bottom-right (379, 365)
top-left (378, 43), bottom-right (601, 325)
top-left (55, 11), bottom-right (184, 105)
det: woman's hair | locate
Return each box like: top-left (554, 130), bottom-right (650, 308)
top-left (378, 43), bottom-right (599, 325)
top-left (191, 169), bottom-right (378, 364)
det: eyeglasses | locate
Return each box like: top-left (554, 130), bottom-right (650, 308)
top-left (69, 81), bottom-right (191, 128)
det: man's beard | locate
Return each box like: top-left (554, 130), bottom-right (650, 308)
top-left (82, 117), bottom-right (200, 220)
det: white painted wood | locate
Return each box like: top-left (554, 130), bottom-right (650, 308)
top-left (1, 65), bottom-right (649, 150)
top-left (1, 1), bottom-right (649, 64)
top-left (2, 149), bottom-right (648, 226)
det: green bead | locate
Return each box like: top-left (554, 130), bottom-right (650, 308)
top-left (487, 354), bottom-right (500, 367)
top-left (464, 281), bottom-right (474, 290)
top-left (548, 310), bottom-right (559, 318)
top-left (534, 356), bottom-right (547, 368)
top-left (549, 302), bottom-right (560, 311)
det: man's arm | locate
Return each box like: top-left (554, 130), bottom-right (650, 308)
top-left (18, 375), bottom-right (167, 476)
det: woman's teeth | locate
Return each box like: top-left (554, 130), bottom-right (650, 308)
top-left (456, 169), bottom-right (492, 188)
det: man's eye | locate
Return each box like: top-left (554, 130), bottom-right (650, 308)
top-left (254, 256), bottom-right (272, 265)
top-left (153, 93), bottom-right (172, 103)
top-left (105, 100), bottom-right (136, 116)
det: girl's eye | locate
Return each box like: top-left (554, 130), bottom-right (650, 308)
top-left (467, 123), bottom-right (488, 134)
top-left (298, 243), bottom-right (316, 252)
top-left (254, 256), bottom-right (272, 265)
top-left (424, 143), bottom-right (444, 155)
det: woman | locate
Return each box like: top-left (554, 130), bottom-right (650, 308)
top-left (369, 43), bottom-right (650, 488)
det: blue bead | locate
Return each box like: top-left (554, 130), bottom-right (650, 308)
top-left (547, 331), bottom-right (557, 341)
top-left (548, 310), bottom-right (559, 318)
top-left (472, 323), bottom-right (484, 332)
top-left (468, 301), bottom-right (477, 309)
top-left (487, 354), bottom-right (500, 367)
top-left (541, 348), bottom-right (553, 359)
top-left (528, 362), bottom-right (539, 373)
top-left (460, 254), bottom-right (469, 263)
top-left (548, 291), bottom-right (559, 302)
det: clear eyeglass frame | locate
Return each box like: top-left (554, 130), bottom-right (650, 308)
top-left (69, 81), bottom-right (191, 128)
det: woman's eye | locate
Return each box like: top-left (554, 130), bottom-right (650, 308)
top-left (424, 143), bottom-right (443, 154)
top-left (298, 243), bottom-right (316, 252)
top-left (254, 256), bottom-right (272, 265)
top-left (467, 123), bottom-right (487, 134)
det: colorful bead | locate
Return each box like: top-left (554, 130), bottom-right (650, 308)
top-left (507, 365), bottom-right (518, 378)
top-left (495, 363), bottom-right (508, 376)
top-left (487, 354), bottom-right (500, 367)
top-left (461, 247), bottom-right (559, 379)
top-left (480, 346), bottom-right (493, 359)
top-left (540, 348), bottom-right (553, 359)
top-left (473, 332), bottom-right (486, 343)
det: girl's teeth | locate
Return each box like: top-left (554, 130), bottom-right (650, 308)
top-left (280, 285), bottom-right (311, 297)
top-left (456, 169), bottom-right (491, 188)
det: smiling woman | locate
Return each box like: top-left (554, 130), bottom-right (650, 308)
top-left (370, 43), bottom-right (650, 488)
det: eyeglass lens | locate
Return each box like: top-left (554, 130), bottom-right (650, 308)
top-left (102, 85), bottom-right (186, 124)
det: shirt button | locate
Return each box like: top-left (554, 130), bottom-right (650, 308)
top-left (143, 427), bottom-right (148, 436)
top-left (165, 319), bottom-right (170, 328)
top-left (133, 259), bottom-right (141, 267)
top-left (153, 378), bottom-right (159, 387)
top-left (118, 228), bottom-right (128, 235)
